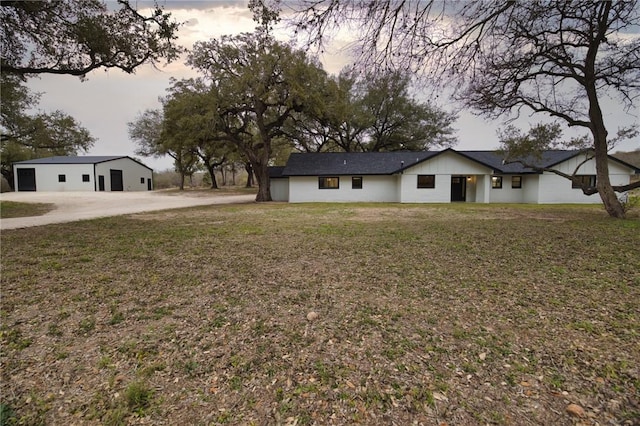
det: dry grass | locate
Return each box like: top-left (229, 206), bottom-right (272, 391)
top-left (1, 203), bottom-right (639, 425)
top-left (0, 201), bottom-right (54, 219)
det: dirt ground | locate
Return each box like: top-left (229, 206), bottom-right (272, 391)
top-left (0, 191), bottom-right (256, 230)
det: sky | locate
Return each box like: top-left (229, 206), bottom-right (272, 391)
top-left (25, 0), bottom-right (640, 172)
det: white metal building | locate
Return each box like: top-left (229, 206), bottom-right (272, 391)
top-left (13, 156), bottom-right (153, 192)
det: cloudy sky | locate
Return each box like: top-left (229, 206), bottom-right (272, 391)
top-left (26, 0), bottom-right (640, 171)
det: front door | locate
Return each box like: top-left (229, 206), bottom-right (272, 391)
top-left (17, 168), bottom-right (36, 191)
top-left (147, 178), bottom-right (152, 191)
top-left (110, 169), bottom-right (123, 191)
top-left (451, 176), bottom-right (466, 202)
top-left (98, 175), bottom-right (105, 191)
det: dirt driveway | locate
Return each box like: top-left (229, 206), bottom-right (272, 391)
top-left (0, 191), bottom-right (256, 230)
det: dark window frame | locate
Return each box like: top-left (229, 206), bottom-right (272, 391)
top-left (572, 175), bottom-right (596, 189)
top-left (511, 176), bottom-right (522, 189)
top-left (417, 174), bottom-right (435, 189)
top-left (318, 176), bottom-right (340, 189)
top-left (82, 174), bottom-right (90, 182)
top-left (491, 176), bottom-right (503, 189)
top-left (352, 176), bottom-right (363, 189)
top-left (58, 174), bottom-right (66, 183)
top-left (140, 177), bottom-right (145, 184)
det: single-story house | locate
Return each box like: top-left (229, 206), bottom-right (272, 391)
top-left (270, 149), bottom-right (638, 203)
top-left (13, 156), bottom-right (153, 192)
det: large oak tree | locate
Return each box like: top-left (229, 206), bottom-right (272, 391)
top-left (188, 32), bottom-right (330, 202)
top-left (289, 0), bottom-right (640, 218)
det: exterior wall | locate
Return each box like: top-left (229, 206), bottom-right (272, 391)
top-left (476, 175), bottom-right (490, 203)
top-left (14, 163), bottom-right (95, 192)
top-left (288, 175), bottom-right (398, 203)
top-left (399, 173), bottom-right (451, 203)
top-left (94, 158), bottom-right (152, 192)
top-left (537, 158), bottom-right (632, 204)
top-left (522, 175), bottom-right (540, 203)
top-left (270, 178), bottom-right (289, 202)
top-left (489, 175), bottom-right (526, 203)
top-left (399, 151), bottom-right (494, 203)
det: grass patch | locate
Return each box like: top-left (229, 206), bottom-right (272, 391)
top-left (0, 201), bottom-right (54, 218)
top-left (1, 203), bottom-right (638, 424)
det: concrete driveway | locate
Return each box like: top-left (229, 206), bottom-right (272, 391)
top-left (0, 191), bottom-right (256, 230)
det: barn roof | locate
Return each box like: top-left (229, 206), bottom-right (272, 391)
top-left (14, 156), bottom-right (153, 171)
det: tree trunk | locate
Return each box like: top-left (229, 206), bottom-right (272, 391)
top-left (584, 3), bottom-right (625, 219)
top-left (179, 172), bottom-right (185, 190)
top-left (2, 169), bottom-right (15, 191)
top-left (593, 138), bottom-right (625, 218)
top-left (253, 162), bottom-right (271, 202)
top-left (206, 164), bottom-right (219, 189)
top-left (245, 162), bottom-right (254, 188)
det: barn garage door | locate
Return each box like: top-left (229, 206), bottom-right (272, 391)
top-left (17, 168), bottom-right (36, 191)
top-left (110, 169), bottom-right (123, 191)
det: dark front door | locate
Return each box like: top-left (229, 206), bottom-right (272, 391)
top-left (17, 168), bottom-right (36, 191)
top-left (147, 178), bottom-right (152, 191)
top-left (110, 169), bottom-right (123, 191)
top-left (451, 176), bottom-right (466, 202)
top-left (98, 175), bottom-right (105, 191)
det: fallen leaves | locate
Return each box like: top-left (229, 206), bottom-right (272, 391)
top-left (1, 203), bottom-right (638, 425)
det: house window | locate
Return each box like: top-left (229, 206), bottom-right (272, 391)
top-left (417, 175), bottom-right (435, 188)
top-left (352, 176), bottom-right (363, 189)
top-left (572, 175), bottom-right (596, 189)
top-left (512, 176), bottom-right (522, 189)
top-left (140, 177), bottom-right (145, 184)
top-left (58, 174), bottom-right (66, 183)
top-left (319, 177), bottom-right (339, 189)
top-left (491, 176), bottom-right (503, 189)
top-left (82, 174), bottom-right (90, 182)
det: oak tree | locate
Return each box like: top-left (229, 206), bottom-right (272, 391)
top-left (188, 32), bottom-right (329, 201)
top-left (128, 107), bottom-right (198, 191)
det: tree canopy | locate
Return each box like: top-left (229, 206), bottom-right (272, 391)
top-left (287, 68), bottom-right (457, 153)
top-left (288, 0), bottom-right (640, 217)
top-left (188, 32), bottom-right (331, 201)
top-left (0, 0), bottom-right (181, 78)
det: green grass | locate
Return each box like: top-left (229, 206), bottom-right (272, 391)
top-left (0, 201), bottom-right (54, 218)
top-left (1, 202), bottom-right (639, 425)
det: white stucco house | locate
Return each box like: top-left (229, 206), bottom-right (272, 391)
top-left (270, 149), bottom-right (638, 204)
top-left (12, 156), bottom-right (153, 192)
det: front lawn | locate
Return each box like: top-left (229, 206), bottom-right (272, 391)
top-left (1, 203), bottom-right (638, 425)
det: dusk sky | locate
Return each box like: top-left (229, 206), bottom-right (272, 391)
top-left (25, 1), bottom-right (640, 172)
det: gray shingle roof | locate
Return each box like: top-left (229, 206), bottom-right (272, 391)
top-left (459, 150), bottom-right (584, 174)
top-left (278, 149), bottom-right (632, 176)
top-left (269, 166), bottom-right (286, 178)
top-left (282, 151), bottom-right (439, 176)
